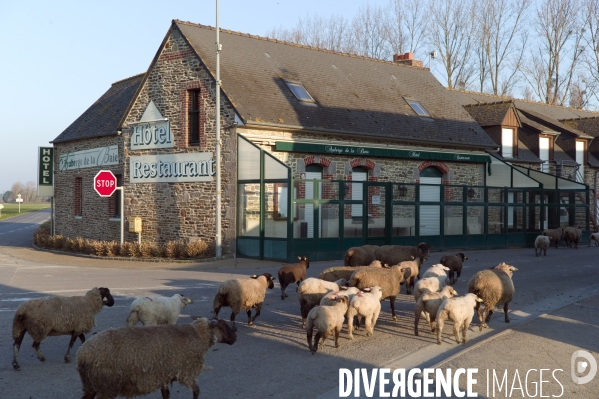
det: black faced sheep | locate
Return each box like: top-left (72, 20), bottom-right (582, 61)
top-left (317, 260), bottom-right (383, 282)
top-left (542, 227), bottom-right (564, 248)
top-left (397, 257), bottom-right (422, 295)
top-left (12, 287), bottom-right (114, 371)
top-left (76, 317), bottom-right (236, 399)
top-left (534, 235), bottom-right (550, 257)
top-left (298, 278), bottom-right (349, 328)
top-left (278, 256), bottom-right (309, 300)
top-left (213, 273), bottom-right (275, 331)
top-left (436, 293), bottom-right (483, 345)
top-left (344, 245), bottom-right (379, 266)
top-left (306, 295), bottom-right (349, 353)
top-left (349, 264), bottom-right (410, 321)
top-left (439, 252), bottom-right (468, 284)
top-left (126, 294), bottom-right (194, 326)
top-left (374, 243), bottom-right (432, 276)
top-left (467, 262), bottom-right (518, 331)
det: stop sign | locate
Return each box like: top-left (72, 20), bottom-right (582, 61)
top-left (94, 170), bottom-right (118, 197)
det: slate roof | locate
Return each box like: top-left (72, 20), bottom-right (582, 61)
top-left (561, 117), bottom-right (599, 138)
top-left (462, 101), bottom-right (514, 127)
top-left (52, 74), bottom-right (145, 143)
top-left (174, 21), bottom-right (497, 149)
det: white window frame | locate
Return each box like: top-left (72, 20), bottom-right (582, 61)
top-left (502, 128), bottom-right (514, 159)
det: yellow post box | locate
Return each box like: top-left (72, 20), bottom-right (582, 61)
top-left (129, 217), bottom-right (142, 233)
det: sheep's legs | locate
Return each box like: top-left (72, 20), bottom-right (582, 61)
top-left (300, 303), bottom-right (309, 329)
top-left (453, 323), bottom-right (461, 344)
top-left (364, 314), bottom-right (374, 336)
top-left (475, 302), bottom-right (487, 331)
top-left (389, 296), bottom-right (398, 321)
top-left (346, 310), bottom-right (356, 340)
top-left (280, 283), bottom-right (288, 300)
top-left (160, 387), bottom-right (170, 399)
top-left (64, 332), bottom-right (80, 363)
top-left (436, 319), bottom-right (444, 345)
top-left (462, 321), bottom-right (470, 344)
top-left (503, 302), bottom-right (510, 323)
top-left (248, 303), bottom-right (263, 326)
top-left (191, 382), bottom-right (200, 399)
top-left (32, 341), bottom-right (45, 362)
top-left (334, 327), bottom-right (341, 348)
top-left (229, 312), bottom-right (238, 332)
top-left (306, 327), bottom-right (314, 351)
top-left (82, 392), bottom-right (96, 399)
top-left (12, 330), bottom-right (26, 371)
top-left (296, 281), bottom-right (301, 292)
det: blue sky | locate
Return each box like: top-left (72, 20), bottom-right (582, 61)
top-left (0, 0), bottom-right (383, 193)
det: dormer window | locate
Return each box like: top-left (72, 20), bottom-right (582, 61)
top-left (406, 99), bottom-right (431, 117)
top-left (283, 80), bottom-right (316, 103)
top-left (502, 128), bottom-right (514, 158)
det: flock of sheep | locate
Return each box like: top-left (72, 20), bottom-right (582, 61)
top-left (16, 238), bottom-right (566, 399)
top-left (536, 227), bottom-right (599, 256)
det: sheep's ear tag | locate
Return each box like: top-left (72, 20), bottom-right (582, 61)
top-left (476, 298), bottom-right (484, 302)
top-left (251, 275), bottom-right (258, 279)
top-left (102, 297), bottom-right (108, 303)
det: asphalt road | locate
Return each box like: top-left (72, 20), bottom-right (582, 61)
top-left (0, 210), bottom-right (597, 398)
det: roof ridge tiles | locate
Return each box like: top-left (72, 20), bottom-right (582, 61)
top-left (111, 73), bottom-right (145, 86)
top-left (172, 19), bottom-right (428, 70)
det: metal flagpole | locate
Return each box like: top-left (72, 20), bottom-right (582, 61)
top-left (215, 0), bottom-right (222, 258)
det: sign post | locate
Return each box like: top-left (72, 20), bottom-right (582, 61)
top-left (0, 204), bottom-right (4, 218)
top-left (94, 170), bottom-right (123, 244)
top-left (16, 194), bottom-right (23, 213)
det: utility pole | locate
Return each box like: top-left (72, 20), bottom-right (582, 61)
top-left (215, 0), bottom-right (222, 258)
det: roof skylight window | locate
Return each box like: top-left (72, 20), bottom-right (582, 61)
top-left (284, 80), bottom-right (316, 103)
top-left (406, 99), bottom-right (431, 117)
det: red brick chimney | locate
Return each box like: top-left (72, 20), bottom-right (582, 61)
top-left (393, 52), bottom-right (423, 68)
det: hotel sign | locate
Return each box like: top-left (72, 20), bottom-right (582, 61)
top-left (130, 153), bottom-right (215, 183)
top-left (38, 147), bottom-right (54, 197)
top-left (275, 142), bottom-right (490, 163)
top-left (130, 120), bottom-right (173, 150)
top-left (58, 146), bottom-right (119, 171)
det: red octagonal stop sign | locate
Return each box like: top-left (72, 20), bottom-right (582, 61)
top-left (94, 170), bottom-right (118, 197)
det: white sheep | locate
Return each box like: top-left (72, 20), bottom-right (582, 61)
top-left (347, 286), bottom-right (384, 339)
top-left (414, 285), bottom-right (458, 336)
top-left (306, 295), bottom-right (350, 353)
top-left (213, 273), bottom-right (275, 331)
top-left (397, 257), bottom-right (422, 295)
top-left (534, 235), bottom-right (550, 256)
top-left (436, 293), bottom-right (483, 345)
top-left (413, 276), bottom-right (448, 303)
top-left (298, 278), bottom-right (348, 328)
top-left (589, 232), bottom-right (599, 247)
top-left (126, 294), bottom-right (194, 326)
top-left (76, 317), bottom-right (236, 398)
top-left (422, 264), bottom-right (450, 279)
top-left (12, 287), bottom-right (115, 371)
top-left (319, 287), bottom-right (361, 307)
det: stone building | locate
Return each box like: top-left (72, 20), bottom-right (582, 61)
top-left (50, 20), bottom-right (594, 262)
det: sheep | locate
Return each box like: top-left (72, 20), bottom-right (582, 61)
top-left (422, 264), bottom-right (450, 279)
top-left (126, 294), bottom-right (194, 326)
top-left (344, 245), bottom-right (379, 266)
top-left (374, 243), bottom-right (432, 276)
top-left (439, 253), bottom-right (468, 284)
top-left (213, 273), bottom-right (275, 331)
top-left (318, 260), bottom-right (383, 282)
top-left (298, 278), bottom-right (348, 328)
top-left (563, 226), bottom-right (582, 249)
top-left (435, 293), bottom-right (483, 345)
top-left (534, 235), bottom-right (550, 257)
top-left (467, 262), bottom-right (518, 331)
top-left (278, 256), bottom-right (309, 300)
top-left (76, 317), bottom-right (236, 399)
top-left (542, 227), bottom-right (564, 249)
top-left (347, 286), bottom-right (384, 339)
top-left (414, 285), bottom-right (458, 336)
top-left (589, 232), bottom-right (599, 247)
top-left (413, 275), bottom-right (448, 303)
top-left (348, 264), bottom-right (410, 321)
top-left (397, 257), bottom-right (422, 295)
top-left (12, 287), bottom-right (114, 371)
top-left (319, 287), bottom-right (361, 307)
top-left (306, 295), bottom-right (349, 353)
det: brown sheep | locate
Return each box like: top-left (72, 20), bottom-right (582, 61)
top-left (563, 226), bottom-right (582, 249)
top-left (467, 262), bottom-right (518, 331)
top-left (278, 256), bottom-right (309, 300)
top-left (374, 243), bottom-right (432, 278)
top-left (318, 260), bottom-right (383, 282)
top-left (542, 227), bottom-right (564, 249)
top-left (344, 245), bottom-right (379, 266)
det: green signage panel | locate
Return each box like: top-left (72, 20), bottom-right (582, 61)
top-left (38, 147), bottom-right (54, 197)
top-left (275, 142), bottom-right (491, 163)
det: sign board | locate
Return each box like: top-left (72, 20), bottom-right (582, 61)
top-left (130, 101), bottom-right (173, 150)
top-left (59, 146), bottom-right (119, 171)
top-left (94, 170), bottom-right (118, 197)
top-left (15, 194), bottom-right (23, 203)
top-left (129, 153), bottom-right (215, 183)
top-left (129, 216), bottom-right (142, 233)
top-left (38, 147), bottom-right (54, 197)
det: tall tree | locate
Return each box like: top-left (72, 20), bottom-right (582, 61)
top-left (522, 0), bottom-right (583, 105)
top-left (580, 0), bottom-right (599, 108)
top-left (476, 0), bottom-right (531, 96)
top-left (385, 0), bottom-right (430, 60)
top-left (350, 3), bottom-right (390, 59)
top-left (428, 0), bottom-right (478, 89)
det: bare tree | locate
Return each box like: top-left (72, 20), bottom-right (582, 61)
top-left (427, 0), bottom-right (478, 89)
top-left (476, 0), bottom-right (531, 96)
top-left (385, 0), bottom-right (429, 60)
top-left (350, 3), bottom-right (390, 59)
top-left (522, 0), bottom-right (584, 105)
top-left (580, 0), bottom-right (599, 108)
